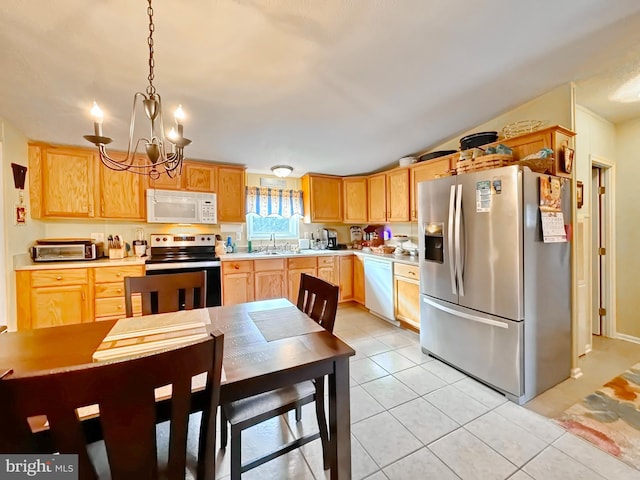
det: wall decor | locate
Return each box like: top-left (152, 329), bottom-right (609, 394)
top-left (563, 145), bottom-right (575, 174)
top-left (576, 181), bottom-right (584, 209)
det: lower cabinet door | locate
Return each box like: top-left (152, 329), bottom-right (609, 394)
top-left (31, 285), bottom-right (90, 329)
top-left (222, 273), bottom-right (254, 305)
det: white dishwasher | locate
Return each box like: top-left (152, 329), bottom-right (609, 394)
top-left (364, 256), bottom-right (397, 325)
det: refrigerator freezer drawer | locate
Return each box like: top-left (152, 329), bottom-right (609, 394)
top-left (420, 295), bottom-right (523, 397)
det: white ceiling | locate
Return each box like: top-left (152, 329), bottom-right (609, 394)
top-left (1, 0), bottom-right (640, 177)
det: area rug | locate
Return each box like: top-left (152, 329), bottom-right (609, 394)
top-left (556, 362), bottom-right (640, 470)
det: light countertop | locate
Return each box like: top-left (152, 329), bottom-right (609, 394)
top-left (14, 253), bottom-right (146, 271)
top-left (14, 249), bottom-right (419, 270)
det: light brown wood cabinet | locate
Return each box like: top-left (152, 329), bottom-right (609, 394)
top-left (410, 156), bottom-right (454, 220)
top-left (16, 269), bottom-right (92, 330)
top-left (217, 166), bottom-right (246, 222)
top-left (301, 174), bottom-right (343, 223)
top-left (254, 259), bottom-right (287, 301)
top-left (393, 263), bottom-right (420, 329)
top-left (338, 255), bottom-right (354, 302)
top-left (222, 261), bottom-right (254, 305)
top-left (367, 173), bottom-right (387, 223)
top-left (29, 144), bottom-right (96, 219)
top-left (386, 168), bottom-right (410, 222)
top-left (287, 257), bottom-right (317, 304)
top-left (317, 256), bottom-right (337, 285)
top-left (342, 177), bottom-right (368, 223)
top-left (149, 171), bottom-right (182, 190)
top-left (183, 161), bottom-right (217, 192)
top-left (353, 255), bottom-right (365, 305)
top-left (99, 157), bottom-right (147, 220)
top-left (94, 265), bottom-right (144, 321)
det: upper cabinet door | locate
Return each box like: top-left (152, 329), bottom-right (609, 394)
top-left (367, 173), bottom-right (387, 223)
top-left (184, 162), bottom-right (217, 192)
top-left (386, 168), bottom-right (410, 222)
top-left (217, 166), bottom-right (246, 223)
top-left (343, 177), bottom-right (368, 223)
top-left (31, 145), bottom-right (96, 218)
top-left (99, 154), bottom-right (146, 220)
top-left (302, 174), bottom-right (343, 223)
top-left (410, 157), bottom-right (454, 220)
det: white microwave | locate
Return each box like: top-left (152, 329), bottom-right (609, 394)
top-left (146, 189), bottom-right (217, 224)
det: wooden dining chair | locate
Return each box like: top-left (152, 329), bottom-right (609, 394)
top-left (124, 271), bottom-right (207, 317)
top-left (219, 273), bottom-right (339, 479)
top-left (0, 332), bottom-right (224, 480)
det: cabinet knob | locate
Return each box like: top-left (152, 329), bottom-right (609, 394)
top-left (234, 264), bottom-right (239, 270)
top-left (117, 288), bottom-right (122, 293)
top-left (116, 273), bottom-right (121, 277)
top-left (56, 276), bottom-right (62, 280)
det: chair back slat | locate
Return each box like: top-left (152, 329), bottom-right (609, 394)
top-left (0, 332), bottom-right (224, 480)
top-left (296, 274), bottom-right (339, 333)
top-left (125, 271), bottom-right (207, 317)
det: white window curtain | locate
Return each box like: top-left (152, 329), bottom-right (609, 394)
top-left (245, 187), bottom-right (304, 218)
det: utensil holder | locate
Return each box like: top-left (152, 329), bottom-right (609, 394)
top-left (108, 247), bottom-right (126, 259)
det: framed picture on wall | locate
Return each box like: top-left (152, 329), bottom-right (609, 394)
top-left (576, 181), bottom-right (584, 209)
top-left (563, 146), bottom-right (575, 174)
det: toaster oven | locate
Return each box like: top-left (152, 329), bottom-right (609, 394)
top-left (31, 239), bottom-right (104, 262)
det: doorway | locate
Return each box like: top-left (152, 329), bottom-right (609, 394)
top-left (590, 156), bottom-right (615, 338)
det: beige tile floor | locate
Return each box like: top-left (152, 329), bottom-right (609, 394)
top-left (214, 303), bottom-right (640, 479)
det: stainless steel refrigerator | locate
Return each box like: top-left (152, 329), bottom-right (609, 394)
top-left (417, 165), bottom-right (571, 404)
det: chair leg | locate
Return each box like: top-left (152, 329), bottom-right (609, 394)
top-left (220, 407), bottom-right (228, 449)
top-left (314, 377), bottom-right (331, 470)
top-left (295, 403), bottom-right (302, 422)
top-left (231, 425), bottom-right (242, 480)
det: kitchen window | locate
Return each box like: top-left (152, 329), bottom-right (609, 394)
top-left (245, 186), bottom-right (304, 241)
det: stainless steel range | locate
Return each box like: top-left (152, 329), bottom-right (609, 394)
top-left (145, 234), bottom-right (221, 307)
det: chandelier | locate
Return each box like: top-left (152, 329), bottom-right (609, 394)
top-left (83, 0), bottom-right (191, 179)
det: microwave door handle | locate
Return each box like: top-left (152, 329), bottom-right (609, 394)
top-left (448, 184), bottom-right (457, 295)
top-left (455, 183), bottom-right (464, 296)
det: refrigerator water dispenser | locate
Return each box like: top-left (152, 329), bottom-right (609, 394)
top-left (424, 222), bottom-right (444, 263)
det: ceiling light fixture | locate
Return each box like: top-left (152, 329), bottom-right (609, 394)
top-left (271, 165), bottom-right (293, 178)
top-left (83, 0), bottom-right (191, 179)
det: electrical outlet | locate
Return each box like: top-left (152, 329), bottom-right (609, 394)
top-left (91, 232), bottom-right (105, 244)
top-left (236, 231), bottom-right (242, 241)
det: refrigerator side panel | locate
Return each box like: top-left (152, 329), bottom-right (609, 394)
top-left (418, 176), bottom-right (458, 305)
top-left (420, 295), bottom-right (523, 398)
top-left (522, 169), bottom-right (572, 401)
top-left (457, 166), bottom-right (524, 320)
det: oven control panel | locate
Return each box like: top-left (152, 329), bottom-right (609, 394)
top-left (150, 234), bottom-right (216, 247)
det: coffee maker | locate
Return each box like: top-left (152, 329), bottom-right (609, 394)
top-left (323, 228), bottom-right (338, 249)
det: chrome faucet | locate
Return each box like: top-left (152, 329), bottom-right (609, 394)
top-left (269, 233), bottom-right (276, 251)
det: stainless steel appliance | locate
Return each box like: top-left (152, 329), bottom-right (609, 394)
top-left (418, 165), bottom-right (571, 404)
top-left (32, 239), bottom-right (104, 262)
top-left (145, 234), bottom-right (221, 307)
top-left (146, 189), bottom-right (217, 224)
top-left (322, 228), bottom-right (338, 249)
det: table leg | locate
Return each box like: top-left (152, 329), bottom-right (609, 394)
top-left (328, 356), bottom-right (351, 480)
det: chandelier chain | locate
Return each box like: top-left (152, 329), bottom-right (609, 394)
top-left (146, 0), bottom-right (156, 97)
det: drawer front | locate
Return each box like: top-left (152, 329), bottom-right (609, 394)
top-left (317, 256), bottom-right (336, 267)
top-left (394, 263), bottom-right (419, 280)
top-left (95, 265), bottom-right (144, 284)
top-left (222, 261), bottom-right (253, 274)
top-left (31, 269), bottom-right (88, 287)
top-left (95, 295), bottom-right (141, 317)
top-left (288, 257), bottom-right (317, 269)
top-left (95, 282), bottom-right (125, 298)
top-left (253, 259), bottom-right (286, 272)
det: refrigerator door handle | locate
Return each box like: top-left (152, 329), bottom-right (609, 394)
top-left (455, 183), bottom-right (464, 296)
top-left (448, 184), bottom-right (457, 294)
top-left (422, 296), bottom-right (509, 329)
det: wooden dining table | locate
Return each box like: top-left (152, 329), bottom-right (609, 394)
top-left (0, 298), bottom-right (355, 479)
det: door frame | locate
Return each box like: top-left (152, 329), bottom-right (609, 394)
top-left (590, 154), bottom-right (616, 338)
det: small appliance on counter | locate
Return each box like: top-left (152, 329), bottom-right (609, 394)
top-left (133, 228), bottom-right (147, 257)
top-left (322, 228), bottom-right (338, 249)
top-left (31, 238), bottom-right (104, 262)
